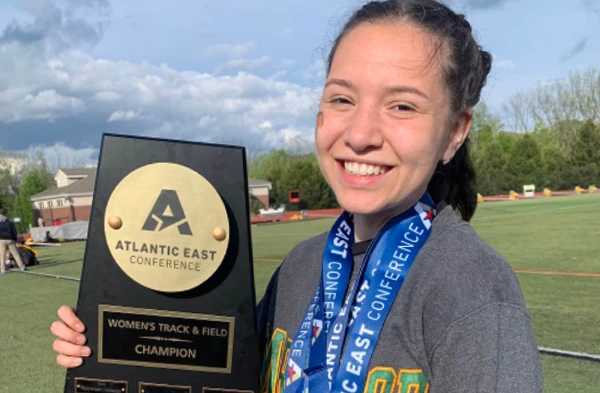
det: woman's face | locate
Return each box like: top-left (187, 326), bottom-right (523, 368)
top-left (316, 22), bottom-right (470, 216)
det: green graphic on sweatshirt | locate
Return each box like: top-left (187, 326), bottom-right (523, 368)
top-left (365, 367), bottom-right (396, 393)
top-left (397, 369), bottom-right (429, 393)
top-left (365, 367), bottom-right (429, 393)
top-left (261, 328), bottom-right (291, 393)
top-left (261, 330), bottom-right (430, 393)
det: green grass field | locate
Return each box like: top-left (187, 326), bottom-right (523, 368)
top-left (1, 193), bottom-right (599, 392)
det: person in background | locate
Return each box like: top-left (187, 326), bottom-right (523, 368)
top-left (0, 209), bottom-right (27, 275)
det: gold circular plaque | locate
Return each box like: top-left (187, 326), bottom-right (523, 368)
top-left (104, 163), bottom-right (229, 293)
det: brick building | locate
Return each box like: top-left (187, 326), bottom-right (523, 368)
top-left (30, 167), bottom-right (272, 226)
top-left (30, 168), bottom-right (96, 226)
top-left (248, 178), bottom-right (272, 208)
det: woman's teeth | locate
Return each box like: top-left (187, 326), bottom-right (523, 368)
top-left (344, 161), bottom-right (388, 176)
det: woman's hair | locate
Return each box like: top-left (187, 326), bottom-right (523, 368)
top-left (326, 0), bottom-right (492, 221)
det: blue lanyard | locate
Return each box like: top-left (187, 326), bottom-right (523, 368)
top-left (284, 194), bottom-right (436, 393)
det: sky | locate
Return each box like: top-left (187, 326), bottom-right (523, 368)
top-left (0, 0), bottom-right (598, 166)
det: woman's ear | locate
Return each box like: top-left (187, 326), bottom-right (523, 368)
top-left (442, 108), bottom-right (473, 163)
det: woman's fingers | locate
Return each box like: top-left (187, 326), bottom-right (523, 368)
top-left (50, 320), bottom-right (87, 345)
top-left (57, 305), bottom-right (85, 333)
top-left (56, 354), bottom-right (84, 368)
top-left (52, 339), bottom-right (91, 357)
top-left (52, 305), bottom-right (89, 368)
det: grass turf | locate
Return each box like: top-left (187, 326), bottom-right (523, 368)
top-left (1, 193), bottom-right (599, 392)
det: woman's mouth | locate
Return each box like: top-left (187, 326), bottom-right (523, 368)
top-left (341, 160), bottom-right (391, 176)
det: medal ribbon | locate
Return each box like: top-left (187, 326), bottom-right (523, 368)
top-left (284, 194), bottom-right (436, 393)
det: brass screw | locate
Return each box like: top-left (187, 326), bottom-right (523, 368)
top-left (212, 227), bottom-right (227, 241)
top-left (108, 216), bottom-right (123, 230)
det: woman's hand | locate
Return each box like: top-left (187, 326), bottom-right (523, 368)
top-left (50, 306), bottom-right (91, 368)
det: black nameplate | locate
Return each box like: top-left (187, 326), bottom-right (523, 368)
top-left (75, 378), bottom-right (128, 393)
top-left (98, 305), bottom-right (234, 372)
top-left (139, 382), bottom-right (191, 393)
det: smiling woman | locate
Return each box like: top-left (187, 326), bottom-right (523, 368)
top-left (50, 1), bottom-right (543, 392)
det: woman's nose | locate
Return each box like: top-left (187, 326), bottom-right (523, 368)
top-left (344, 104), bottom-right (384, 152)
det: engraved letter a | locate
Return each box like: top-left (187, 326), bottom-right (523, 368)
top-left (142, 189), bottom-right (193, 236)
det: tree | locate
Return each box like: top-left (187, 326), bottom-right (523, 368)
top-left (471, 123), bottom-right (494, 164)
top-left (570, 67), bottom-right (600, 123)
top-left (28, 149), bottom-right (56, 188)
top-left (248, 149), bottom-right (291, 206)
top-left (530, 122), bottom-right (560, 151)
top-left (502, 91), bottom-right (533, 133)
top-left (496, 131), bottom-right (517, 160)
top-left (470, 102), bottom-right (503, 155)
top-left (14, 169), bottom-right (50, 232)
top-left (569, 120), bottom-right (600, 168)
top-left (504, 134), bottom-right (543, 190)
top-left (471, 102), bottom-right (503, 134)
top-left (507, 67), bottom-right (599, 131)
top-left (475, 140), bottom-right (507, 196)
top-left (248, 149), bottom-right (338, 210)
top-left (566, 120), bottom-right (600, 188)
top-left (0, 168), bottom-right (14, 212)
top-left (0, 154), bottom-right (20, 216)
top-left (278, 155), bottom-right (337, 210)
top-left (541, 146), bottom-right (569, 189)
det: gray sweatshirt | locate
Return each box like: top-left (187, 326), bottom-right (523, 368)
top-left (257, 205), bottom-right (543, 393)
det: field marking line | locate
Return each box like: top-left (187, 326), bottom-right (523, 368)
top-left (253, 260), bottom-right (600, 278)
top-left (252, 232), bottom-right (326, 237)
top-left (13, 269), bottom-right (81, 281)
top-left (473, 200), bottom-right (600, 222)
top-left (539, 347), bottom-right (600, 362)
top-left (514, 269), bottom-right (600, 277)
top-left (14, 262), bottom-right (599, 279)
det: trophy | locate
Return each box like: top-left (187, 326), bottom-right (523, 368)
top-left (64, 134), bottom-right (260, 393)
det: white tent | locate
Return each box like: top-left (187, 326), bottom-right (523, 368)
top-left (30, 221), bottom-right (89, 242)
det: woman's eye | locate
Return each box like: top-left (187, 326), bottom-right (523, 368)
top-left (331, 97), bottom-right (352, 105)
top-left (393, 104), bottom-right (415, 112)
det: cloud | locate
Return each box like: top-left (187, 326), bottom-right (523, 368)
top-left (495, 60), bottom-right (515, 70)
top-left (277, 27), bottom-right (293, 36)
top-left (107, 109), bottom-right (140, 122)
top-left (263, 127), bottom-right (314, 152)
top-left (560, 38), bottom-right (588, 62)
top-left (0, 1), bottom-right (324, 154)
top-left (213, 56), bottom-right (272, 75)
top-left (197, 115), bottom-right (216, 127)
top-left (205, 42), bottom-right (255, 58)
top-left (0, 45), bottom-right (322, 152)
top-left (0, 88), bottom-right (84, 122)
top-left (259, 121), bottom-right (273, 129)
top-left (460, 0), bottom-right (514, 10)
top-left (269, 70), bottom-right (287, 80)
top-left (0, 0), bottom-right (110, 52)
top-left (94, 91), bottom-right (121, 102)
top-left (17, 141), bottom-right (98, 171)
top-left (301, 59), bottom-right (326, 80)
top-left (278, 59), bottom-right (297, 68)
top-left (584, 0), bottom-right (600, 14)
